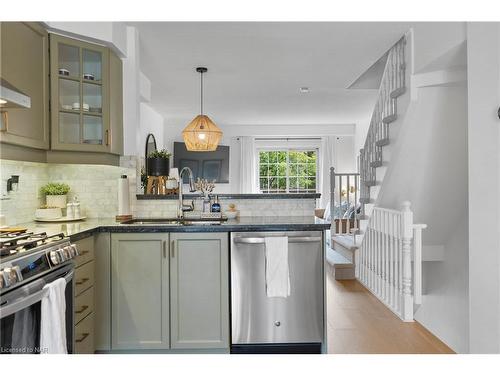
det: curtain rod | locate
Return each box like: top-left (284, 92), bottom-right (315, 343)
top-left (254, 137), bottom-right (322, 141)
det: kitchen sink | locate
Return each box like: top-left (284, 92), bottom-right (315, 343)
top-left (120, 218), bottom-right (227, 225)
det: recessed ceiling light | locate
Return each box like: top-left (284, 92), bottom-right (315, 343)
top-left (299, 87), bottom-right (310, 94)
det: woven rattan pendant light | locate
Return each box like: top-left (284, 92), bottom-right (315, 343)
top-left (182, 67), bottom-right (222, 151)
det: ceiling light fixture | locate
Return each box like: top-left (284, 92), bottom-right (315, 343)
top-left (182, 67), bottom-right (223, 152)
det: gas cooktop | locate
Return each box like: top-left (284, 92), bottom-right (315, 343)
top-left (0, 231), bottom-right (65, 260)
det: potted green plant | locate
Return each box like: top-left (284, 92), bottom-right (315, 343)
top-left (147, 149), bottom-right (171, 176)
top-left (40, 182), bottom-right (70, 208)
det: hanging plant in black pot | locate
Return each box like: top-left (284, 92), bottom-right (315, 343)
top-left (147, 149), bottom-right (171, 176)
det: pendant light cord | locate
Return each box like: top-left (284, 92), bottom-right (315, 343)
top-left (200, 70), bottom-right (204, 115)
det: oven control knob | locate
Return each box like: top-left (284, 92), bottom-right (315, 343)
top-left (274, 321), bottom-right (281, 327)
top-left (62, 246), bottom-right (72, 260)
top-left (57, 248), bottom-right (67, 262)
top-left (12, 266), bottom-right (22, 282)
top-left (49, 250), bottom-right (61, 265)
top-left (1, 267), bottom-right (18, 287)
top-left (1, 268), bottom-right (10, 287)
top-left (70, 244), bottom-right (79, 257)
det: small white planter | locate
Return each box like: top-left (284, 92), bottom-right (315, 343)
top-left (46, 195), bottom-right (67, 209)
top-left (35, 207), bottom-right (62, 220)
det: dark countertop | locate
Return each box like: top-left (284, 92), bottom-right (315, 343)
top-left (21, 216), bottom-right (330, 242)
top-left (136, 193), bottom-right (320, 200)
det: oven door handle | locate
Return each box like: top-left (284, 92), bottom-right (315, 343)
top-left (0, 270), bottom-right (74, 319)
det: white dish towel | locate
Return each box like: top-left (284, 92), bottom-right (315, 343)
top-left (40, 278), bottom-right (67, 354)
top-left (264, 236), bottom-right (291, 298)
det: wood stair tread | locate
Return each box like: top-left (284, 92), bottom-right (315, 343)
top-left (326, 247), bottom-right (354, 269)
top-left (332, 235), bottom-right (360, 252)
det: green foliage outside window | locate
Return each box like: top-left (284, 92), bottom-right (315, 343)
top-left (258, 150), bottom-right (317, 193)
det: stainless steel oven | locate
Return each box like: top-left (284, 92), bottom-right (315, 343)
top-left (0, 232), bottom-right (78, 354)
top-left (0, 264), bottom-right (74, 354)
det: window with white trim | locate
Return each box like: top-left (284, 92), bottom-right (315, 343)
top-left (258, 150), bottom-right (318, 193)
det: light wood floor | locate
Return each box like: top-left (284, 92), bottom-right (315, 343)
top-left (326, 268), bottom-right (454, 354)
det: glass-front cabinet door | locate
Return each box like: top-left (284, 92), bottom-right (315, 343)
top-left (50, 34), bottom-right (109, 152)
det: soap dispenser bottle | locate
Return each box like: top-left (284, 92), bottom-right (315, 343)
top-left (211, 195), bottom-right (221, 213)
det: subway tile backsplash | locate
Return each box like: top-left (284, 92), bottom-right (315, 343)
top-left (0, 157), bottom-right (315, 225)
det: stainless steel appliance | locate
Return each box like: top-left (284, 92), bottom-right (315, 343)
top-left (0, 231), bottom-right (77, 354)
top-left (230, 231), bottom-right (324, 354)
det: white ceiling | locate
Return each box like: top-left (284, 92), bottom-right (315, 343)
top-left (131, 22), bottom-right (412, 129)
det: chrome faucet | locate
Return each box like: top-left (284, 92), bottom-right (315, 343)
top-left (178, 167), bottom-right (197, 218)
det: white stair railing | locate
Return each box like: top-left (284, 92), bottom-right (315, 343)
top-left (355, 201), bottom-right (425, 322)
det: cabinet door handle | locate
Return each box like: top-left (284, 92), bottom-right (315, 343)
top-left (105, 129), bottom-right (110, 146)
top-left (0, 112), bottom-right (8, 132)
top-left (163, 240), bottom-right (167, 258)
top-left (78, 250), bottom-right (90, 256)
top-left (171, 240), bottom-right (175, 258)
top-left (75, 333), bottom-right (90, 343)
top-left (75, 305), bottom-right (89, 314)
top-left (75, 278), bottom-right (89, 286)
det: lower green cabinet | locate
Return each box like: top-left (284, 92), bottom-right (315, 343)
top-left (170, 232), bottom-right (229, 349)
top-left (109, 232), bottom-right (229, 352)
top-left (111, 233), bottom-right (170, 350)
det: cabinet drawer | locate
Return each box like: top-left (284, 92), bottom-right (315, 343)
top-left (74, 312), bottom-right (94, 354)
top-left (74, 286), bottom-right (94, 324)
top-left (75, 260), bottom-right (94, 296)
top-left (74, 236), bottom-right (94, 267)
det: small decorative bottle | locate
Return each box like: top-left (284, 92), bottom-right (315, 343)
top-left (66, 202), bottom-right (74, 219)
top-left (73, 196), bottom-right (81, 218)
top-left (211, 195), bottom-right (221, 213)
top-left (202, 194), bottom-right (211, 213)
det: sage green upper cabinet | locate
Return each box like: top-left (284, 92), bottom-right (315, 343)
top-left (0, 22), bottom-right (50, 149)
top-left (50, 34), bottom-right (109, 152)
top-left (170, 232), bottom-right (229, 350)
top-left (111, 233), bottom-right (170, 350)
top-left (50, 34), bottom-right (123, 155)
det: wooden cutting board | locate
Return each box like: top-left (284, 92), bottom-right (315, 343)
top-left (0, 227), bottom-right (28, 233)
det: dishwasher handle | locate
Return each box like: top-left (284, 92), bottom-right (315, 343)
top-left (233, 236), bottom-right (321, 244)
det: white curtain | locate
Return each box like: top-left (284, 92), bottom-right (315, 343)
top-left (319, 136), bottom-right (336, 209)
top-left (239, 136), bottom-right (257, 193)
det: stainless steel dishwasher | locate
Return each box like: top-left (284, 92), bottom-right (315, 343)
top-left (230, 231), bottom-right (324, 354)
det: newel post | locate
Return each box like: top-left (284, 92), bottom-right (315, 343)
top-left (401, 201), bottom-right (414, 322)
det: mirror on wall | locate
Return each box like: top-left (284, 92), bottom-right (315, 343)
top-left (145, 132), bottom-right (157, 173)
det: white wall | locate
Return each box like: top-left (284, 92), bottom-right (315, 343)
top-left (140, 103), bottom-right (165, 151)
top-left (411, 23), bottom-right (467, 74)
top-left (467, 22), bottom-right (500, 354)
top-left (122, 27), bottom-right (142, 156)
top-left (376, 84), bottom-right (468, 352)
